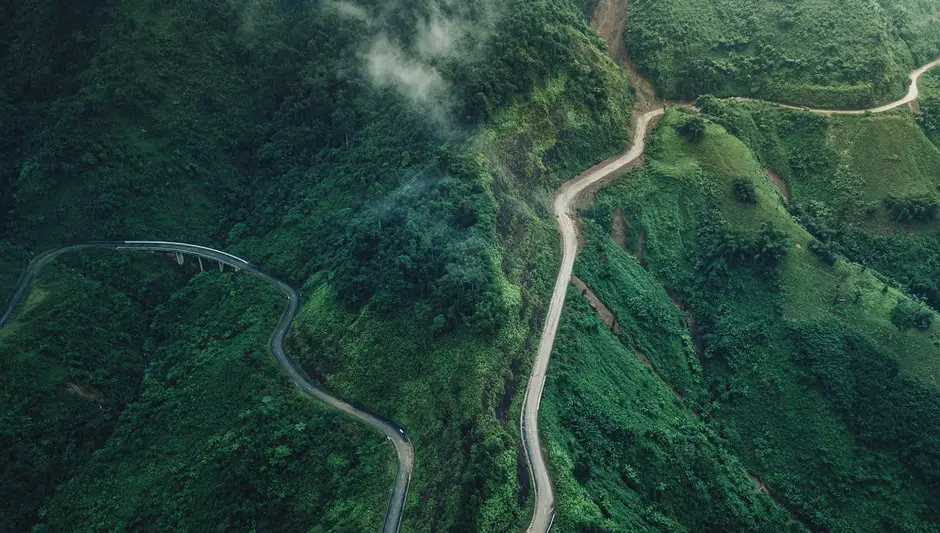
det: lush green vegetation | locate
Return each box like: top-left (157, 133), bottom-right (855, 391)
top-left (625, 0), bottom-right (940, 106)
top-left (543, 282), bottom-right (800, 532)
top-left (698, 97), bottom-right (940, 315)
top-left (1, 259), bottom-right (393, 532)
top-left (0, 0), bottom-right (635, 529)
top-left (547, 110), bottom-right (940, 531)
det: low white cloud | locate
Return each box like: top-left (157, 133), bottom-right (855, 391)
top-left (322, 0), bottom-right (371, 23)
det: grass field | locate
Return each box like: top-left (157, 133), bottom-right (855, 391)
top-left (698, 96), bottom-right (940, 317)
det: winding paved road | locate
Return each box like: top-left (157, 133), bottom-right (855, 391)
top-left (521, 57), bottom-right (940, 533)
top-left (0, 241), bottom-right (413, 533)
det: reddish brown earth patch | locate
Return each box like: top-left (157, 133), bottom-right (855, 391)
top-left (572, 275), bottom-right (621, 334)
top-left (611, 208), bottom-right (629, 252)
top-left (590, 0), bottom-right (657, 113)
top-left (764, 168), bottom-right (791, 203)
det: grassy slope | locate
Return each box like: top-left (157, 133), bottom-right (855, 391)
top-left (555, 111), bottom-right (940, 532)
top-left (542, 254), bottom-right (799, 531)
top-left (700, 97), bottom-right (940, 315)
top-left (624, 0), bottom-right (940, 107)
top-left (3, 267), bottom-right (392, 532)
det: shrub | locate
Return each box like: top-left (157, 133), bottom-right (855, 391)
top-left (883, 195), bottom-right (939, 223)
top-left (890, 299), bottom-right (935, 331)
top-left (731, 179), bottom-right (757, 204)
top-left (678, 116), bottom-right (706, 143)
top-left (808, 239), bottom-right (836, 265)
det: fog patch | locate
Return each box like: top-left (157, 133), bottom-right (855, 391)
top-left (322, 0), bottom-right (370, 23)
top-left (340, 0), bottom-right (497, 127)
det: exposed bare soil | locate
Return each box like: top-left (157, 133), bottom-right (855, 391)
top-left (572, 275), bottom-right (621, 334)
top-left (611, 208), bottom-right (629, 252)
top-left (590, 0), bottom-right (657, 113)
top-left (763, 168), bottom-right (790, 203)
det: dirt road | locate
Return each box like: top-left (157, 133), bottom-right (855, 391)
top-left (521, 38), bottom-right (940, 530)
top-left (730, 58), bottom-right (940, 116)
top-left (520, 109), bottom-right (663, 533)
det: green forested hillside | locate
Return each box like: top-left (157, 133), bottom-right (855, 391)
top-left (544, 110), bottom-right (940, 531)
top-left (0, 0), bottom-right (635, 530)
top-left (624, 0), bottom-right (940, 106)
top-left (0, 260), bottom-right (393, 532)
top-left (6, 0), bottom-right (940, 531)
top-left (697, 98), bottom-right (940, 316)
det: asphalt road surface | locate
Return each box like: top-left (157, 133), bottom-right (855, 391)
top-left (0, 241), bottom-right (413, 533)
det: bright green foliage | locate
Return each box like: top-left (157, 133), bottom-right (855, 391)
top-left (290, 281), bottom-right (533, 532)
top-left (625, 0), bottom-right (940, 106)
top-left (0, 0), bottom-right (635, 527)
top-left (542, 286), bottom-right (800, 532)
top-left (699, 98), bottom-right (940, 313)
top-left (560, 110), bottom-right (940, 531)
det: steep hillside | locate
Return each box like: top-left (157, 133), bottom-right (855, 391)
top-left (698, 98), bottom-right (940, 316)
top-left (0, 0), bottom-right (635, 530)
top-left (624, 0), bottom-right (940, 107)
top-left (543, 110), bottom-right (940, 531)
top-left (0, 256), bottom-right (394, 533)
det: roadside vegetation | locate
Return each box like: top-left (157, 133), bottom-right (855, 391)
top-left (698, 96), bottom-right (940, 318)
top-left (624, 0), bottom-right (940, 107)
top-left (0, 0), bottom-right (633, 530)
top-left (543, 110), bottom-right (940, 531)
top-left (0, 260), bottom-right (393, 532)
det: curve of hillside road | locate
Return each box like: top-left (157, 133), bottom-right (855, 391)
top-left (729, 57), bottom-right (940, 115)
top-left (522, 56), bottom-right (940, 533)
top-left (0, 241), bottom-right (413, 533)
top-left (521, 109), bottom-right (664, 533)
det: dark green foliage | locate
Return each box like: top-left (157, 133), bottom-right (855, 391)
top-left (701, 99), bottom-right (940, 314)
top-left (807, 239), bottom-right (836, 265)
top-left (677, 115), bottom-right (706, 142)
top-left (0, 267), bottom-right (147, 532)
top-left (0, 0), bottom-right (636, 528)
top-left (790, 320), bottom-right (940, 491)
top-left (916, 71), bottom-right (940, 145)
top-left (581, 113), bottom-right (940, 531)
top-left (700, 219), bottom-right (789, 273)
top-left (890, 299), bottom-right (935, 331)
top-left (731, 178), bottom-right (757, 204)
top-left (25, 271), bottom-right (392, 532)
top-left (543, 287), bottom-right (800, 532)
top-left (788, 201), bottom-right (840, 244)
top-left (884, 194), bottom-right (939, 223)
top-left (625, 0), bottom-right (940, 106)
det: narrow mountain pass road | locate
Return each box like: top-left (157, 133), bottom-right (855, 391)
top-left (522, 56), bottom-right (940, 533)
top-left (521, 109), bottom-right (663, 533)
top-left (0, 241), bottom-right (413, 533)
top-left (729, 57), bottom-right (940, 115)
